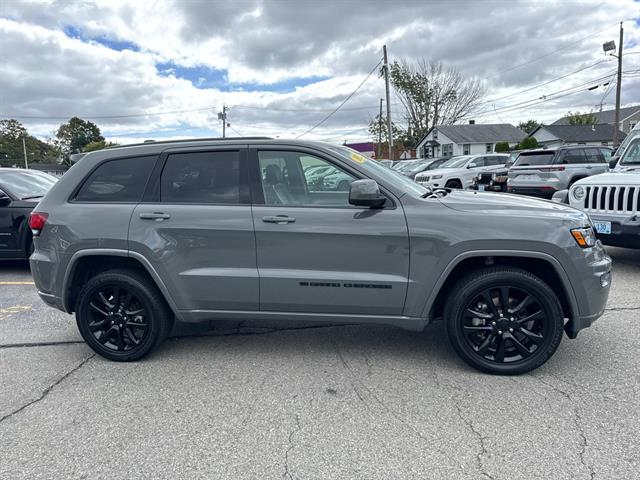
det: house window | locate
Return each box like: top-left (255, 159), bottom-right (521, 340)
top-left (463, 144), bottom-right (470, 155)
top-left (442, 143), bottom-right (453, 157)
top-left (485, 143), bottom-right (493, 153)
top-left (433, 129), bottom-right (438, 140)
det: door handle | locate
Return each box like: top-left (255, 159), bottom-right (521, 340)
top-left (586, 166), bottom-right (593, 169)
top-left (139, 212), bottom-right (171, 220)
top-left (262, 215), bottom-right (296, 224)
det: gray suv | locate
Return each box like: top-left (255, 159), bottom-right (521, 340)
top-left (29, 138), bottom-right (612, 374)
top-left (507, 146), bottom-right (611, 198)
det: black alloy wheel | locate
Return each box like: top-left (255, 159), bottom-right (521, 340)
top-left (445, 267), bottom-right (564, 375)
top-left (76, 270), bottom-right (172, 361)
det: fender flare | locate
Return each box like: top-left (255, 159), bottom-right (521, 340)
top-left (62, 248), bottom-right (182, 319)
top-left (420, 249), bottom-right (580, 321)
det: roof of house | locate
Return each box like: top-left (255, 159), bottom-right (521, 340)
top-left (552, 105), bottom-right (640, 125)
top-left (344, 142), bottom-right (375, 152)
top-left (531, 124), bottom-right (627, 143)
top-left (418, 124), bottom-right (526, 147)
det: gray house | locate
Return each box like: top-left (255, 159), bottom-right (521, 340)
top-left (416, 123), bottom-right (526, 158)
top-left (552, 105), bottom-right (639, 134)
top-left (529, 124), bottom-right (627, 148)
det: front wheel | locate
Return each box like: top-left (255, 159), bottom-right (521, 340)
top-left (445, 179), bottom-right (462, 189)
top-left (76, 270), bottom-right (173, 361)
top-left (444, 267), bottom-right (564, 375)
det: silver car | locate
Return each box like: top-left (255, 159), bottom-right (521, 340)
top-left (29, 138), bottom-right (611, 374)
top-left (507, 146), bottom-right (611, 199)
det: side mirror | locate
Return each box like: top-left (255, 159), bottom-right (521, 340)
top-left (467, 163), bottom-right (477, 169)
top-left (349, 179), bottom-right (386, 208)
top-left (0, 190), bottom-right (10, 206)
top-left (609, 158), bottom-right (618, 169)
top-left (551, 190), bottom-right (569, 204)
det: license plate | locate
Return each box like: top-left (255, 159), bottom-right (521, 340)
top-left (478, 185), bottom-right (485, 191)
top-left (593, 221), bottom-right (611, 234)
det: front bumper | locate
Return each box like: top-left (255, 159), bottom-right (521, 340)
top-left (589, 214), bottom-right (640, 249)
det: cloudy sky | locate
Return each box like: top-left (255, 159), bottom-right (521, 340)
top-left (1, 0), bottom-right (639, 145)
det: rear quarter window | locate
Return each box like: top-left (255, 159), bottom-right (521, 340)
top-left (74, 155), bottom-right (157, 202)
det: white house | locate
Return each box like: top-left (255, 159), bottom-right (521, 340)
top-left (529, 124), bottom-right (627, 148)
top-left (552, 105), bottom-right (639, 134)
top-left (416, 123), bottom-right (526, 158)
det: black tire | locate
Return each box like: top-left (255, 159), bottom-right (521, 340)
top-left (445, 179), bottom-right (463, 189)
top-left (444, 267), bottom-right (564, 375)
top-left (75, 269), bottom-right (173, 361)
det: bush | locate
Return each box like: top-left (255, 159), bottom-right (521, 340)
top-left (518, 137), bottom-right (538, 150)
top-left (494, 142), bottom-right (510, 152)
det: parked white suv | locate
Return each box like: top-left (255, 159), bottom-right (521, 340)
top-left (566, 134), bottom-right (640, 248)
top-left (415, 154), bottom-right (509, 189)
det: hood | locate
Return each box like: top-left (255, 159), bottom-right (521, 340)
top-left (575, 171), bottom-right (640, 186)
top-left (436, 189), bottom-right (589, 222)
top-left (418, 167), bottom-right (459, 177)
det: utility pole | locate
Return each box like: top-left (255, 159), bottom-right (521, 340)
top-left (378, 98), bottom-right (383, 159)
top-left (383, 45), bottom-right (393, 160)
top-left (218, 104), bottom-right (228, 138)
top-left (613, 22), bottom-right (623, 148)
top-left (22, 137), bottom-right (28, 169)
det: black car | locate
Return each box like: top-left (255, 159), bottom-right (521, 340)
top-left (0, 168), bottom-right (58, 260)
top-left (470, 151), bottom-right (521, 192)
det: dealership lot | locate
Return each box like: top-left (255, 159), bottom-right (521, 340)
top-left (0, 247), bottom-right (638, 479)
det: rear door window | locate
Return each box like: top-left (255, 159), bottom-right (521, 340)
top-left (561, 149), bottom-right (587, 164)
top-left (584, 148), bottom-right (604, 163)
top-left (160, 151), bottom-right (247, 204)
top-left (75, 156), bottom-right (156, 202)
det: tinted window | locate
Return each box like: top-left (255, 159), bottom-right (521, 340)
top-left (514, 152), bottom-right (555, 166)
top-left (75, 156), bottom-right (156, 202)
top-left (561, 149), bottom-right (587, 164)
top-left (599, 148), bottom-right (612, 161)
top-left (258, 151), bottom-right (356, 206)
top-left (584, 148), bottom-right (604, 163)
top-left (469, 157), bottom-right (486, 167)
top-left (161, 151), bottom-right (245, 204)
top-left (487, 156), bottom-right (508, 166)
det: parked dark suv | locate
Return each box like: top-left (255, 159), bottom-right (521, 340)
top-left (507, 146), bottom-right (612, 198)
top-left (29, 138), bottom-right (611, 374)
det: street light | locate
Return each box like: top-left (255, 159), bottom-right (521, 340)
top-left (602, 22), bottom-right (624, 148)
top-left (602, 40), bottom-right (616, 55)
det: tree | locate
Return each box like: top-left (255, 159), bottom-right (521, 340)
top-left (83, 140), bottom-right (119, 152)
top-left (0, 119), bottom-right (59, 164)
top-left (518, 137), bottom-right (539, 150)
top-left (565, 111), bottom-right (597, 126)
top-left (495, 142), bottom-right (510, 152)
top-left (368, 113), bottom-right (409, 154)
top-left (385, 59), bottom-right (485, 147)
top-left (55, 117), bottom-right (104, 162)
top-left (517, 119), bottom-right (540, 134)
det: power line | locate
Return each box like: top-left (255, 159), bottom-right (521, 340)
top-left (1, 106), bottom-right (216, 120)
top-left (296, 59), bottom-right (382, 139)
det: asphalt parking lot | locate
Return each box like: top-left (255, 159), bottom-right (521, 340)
top-left (1, 248), bottom-right (638, 480)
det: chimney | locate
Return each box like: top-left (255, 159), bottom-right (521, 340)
top-left (469, 120), bottom-right (475, 125)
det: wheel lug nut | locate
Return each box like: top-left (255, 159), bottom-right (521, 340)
top-left (510, 317), bottom-right (515, 321)
top-left (498, 330), bottom-right (503, 334)
top-left (491, 321), bottom-right (496, 326)
top-left (499, 313), bottom-right (503, 317)
top-left (509, 328), bottom-right (513, 332)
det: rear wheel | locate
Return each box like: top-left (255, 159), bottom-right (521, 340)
top-left (444, 267), bottom-right (564, 375)
top-left (75, 270), bottom-right (173, 361)
top-left (445, 179), bottom-right (463, 189)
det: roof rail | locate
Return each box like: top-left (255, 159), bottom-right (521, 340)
top-left (105, 136), bottom-right (274, 149)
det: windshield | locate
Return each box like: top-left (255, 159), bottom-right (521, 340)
top-left (0, 170), bottom-right (57, 199)
top-left (514, 152), bottom-right (555, 166)
top-left (326, 145), bottom-right (429, 197)
top-left (439, 156), bottom-right (472, 169)
top-left (619, 138), bottom-right (640, 165)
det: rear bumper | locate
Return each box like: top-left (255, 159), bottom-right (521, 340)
top-left (507, 185), bottom-right (558, 199)
top-left (37, 290), bottom-right (66, 312)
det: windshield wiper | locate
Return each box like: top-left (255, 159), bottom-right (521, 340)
top-left (21, 195), bottom-right (44, 200)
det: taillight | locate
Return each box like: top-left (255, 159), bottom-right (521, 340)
top-left (29, 212), bottom-right (48, 236)
top-left (538, 166), bottom-right (565, 172)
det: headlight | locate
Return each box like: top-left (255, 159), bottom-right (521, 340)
top-left (432, 175), bottom-right (442, 179)
top-left (571, 227), bottom-right (596, 248)
top-left (572, 186), bottom-right (585, 200)
top-left (491, 173), bottom-right (497, 180)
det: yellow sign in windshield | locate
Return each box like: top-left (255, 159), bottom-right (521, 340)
top-left (350, 152), bottom-right (367, 164)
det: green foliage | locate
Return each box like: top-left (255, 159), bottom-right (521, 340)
top-left (494, 141), bottom-right (510, 152)
top-left (565, 111), bottom-right (598, 126)
top-left (518, 136), bottom-right (539, 150)
top-left (368, 114), bottom-right (410, 151)
top-left (55, 117), bottom-right (104, 163)
top-left (517, 119), bottom-right (540, 134)
top-left (0, 118), bottom-right (59, 164)
top-left (83, 140), bottom-right (119, 152)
